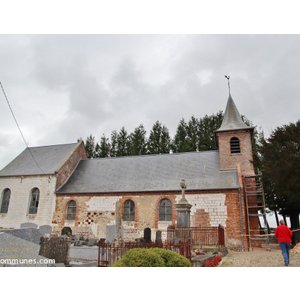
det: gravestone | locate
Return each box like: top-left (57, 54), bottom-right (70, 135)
top-left (39, 225), bottom-right (52, 236)
top-left (106, 225), bottom-right (116, 243)
top-left (155, 230), bottom-right (162, 243)
top-left (20, 222), bottom-right (38, 229)
top-left (144, 228), bottom-right (151, 243)
top-left (73, 235), bottom-right (81, 246)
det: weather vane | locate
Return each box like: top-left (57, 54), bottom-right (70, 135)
top-left (225, 75), bottom-right (230, 94)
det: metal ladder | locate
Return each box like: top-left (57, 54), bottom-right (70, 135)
top-left (243, 174), bottom-right (269, 249)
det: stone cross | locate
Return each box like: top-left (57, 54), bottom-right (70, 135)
top-left (179, 179), bottom-right (188, 204)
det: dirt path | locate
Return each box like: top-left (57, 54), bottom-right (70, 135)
top-left (220, 247), bottom-right (300, 267)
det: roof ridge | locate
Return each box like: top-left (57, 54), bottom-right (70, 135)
top-left (27, 141), bottom-right (79, 150)
top-left (84, 149), bottom-right (219, 161)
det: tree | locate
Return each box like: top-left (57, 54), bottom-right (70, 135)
top-left (260, 121), bottom-right (300, 229)
top-left (173, 113), bottom-right (223, 153)
top-left (116, 127), bottom-right (129, 156)
top-left (128, 124), bottom-right (147, 155)
top-left (84, 134), bottom-right (96, 158)
top-left (160, 125), bottom-right (171, 153)
top-left (110, 130), bottom-right (118, 157)
top-left (198, 112), bottom-right (223, 151)
top-left (97, 134), bottom-right (110, 158)
top-left (186, 116), bottom-right (200, 151)
top-left (173, 119), bottom-right (194, 153)
top-left (147, 121), bottom-right (171, 154)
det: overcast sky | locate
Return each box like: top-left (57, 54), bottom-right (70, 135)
top-left (0, 34), bottom-right (300, 169)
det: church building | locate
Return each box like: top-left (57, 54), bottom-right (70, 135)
top-left (0, 94), bottom-right (259, 249)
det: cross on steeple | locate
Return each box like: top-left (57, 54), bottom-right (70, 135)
top-left (225, 75), bottom-right (230, 95)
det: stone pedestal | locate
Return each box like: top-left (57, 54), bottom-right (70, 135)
top-left (176, 201), bottom-right (192, 228)
top-left (176, 179), bottom-right (192, 228)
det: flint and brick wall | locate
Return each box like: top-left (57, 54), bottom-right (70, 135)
top-left (53, 189), bottom-right (245, 248)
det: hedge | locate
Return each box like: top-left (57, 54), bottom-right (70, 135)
top-left (113, 248), bottom-right (191, 267)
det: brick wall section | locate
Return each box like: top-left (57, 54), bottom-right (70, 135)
top-left (216, 129), bottom-right (255, 176)
top-left (55, 142), bottom-right (87, 190)
top-left (193, 209), bottom-right (211, 227)
top-left (224, 191), bottom-right (244, 248)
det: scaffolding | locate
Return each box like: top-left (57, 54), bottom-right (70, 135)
top-left (243, 174), bottom-right (269, 249)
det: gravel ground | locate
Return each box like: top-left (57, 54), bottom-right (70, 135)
top-left (220, 247), bottom-right (300, 267)
top-left (69, 245), bottom-right (98, 261)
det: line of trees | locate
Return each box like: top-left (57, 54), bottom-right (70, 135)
top-left (80, 112), bottom-right (224, 158)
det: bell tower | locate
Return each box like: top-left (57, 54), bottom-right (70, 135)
top-left (215, 91), bottom-right (255, 176)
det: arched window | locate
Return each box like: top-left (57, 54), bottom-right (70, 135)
top-left (0, 188), bottom-right (11, 214)
top-left (123, 200), bottom-right (135, 221)
top-left (28, 188), bottom-right (40, 214)
top-left (159, 199), bottom-right (172, 221)
top-left (230, 137), bottom-right (241, 154)
top-left (66, 200), bottom-right (76, 221)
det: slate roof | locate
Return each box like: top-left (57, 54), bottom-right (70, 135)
top-left (216, 94), bottom-right (253, 132)
top-left (0, 142), bottom-right (81, 177)
top-left (57, 150), bottom-right (239, 194)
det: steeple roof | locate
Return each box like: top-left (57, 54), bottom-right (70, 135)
top-left (216, 94), bottom-right (253, 132)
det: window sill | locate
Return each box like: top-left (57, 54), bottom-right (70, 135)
top-left (27, 214), bottom-right (37, 219)
top-left (158, 221), bottom-right (172, 224)
top-left (64, 220), bottom-right (75, 226)
top-left (122, 221), bottom-right (135, 226)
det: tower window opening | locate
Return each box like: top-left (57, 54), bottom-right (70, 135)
top-left (230, 137), bottom-right (240, 154)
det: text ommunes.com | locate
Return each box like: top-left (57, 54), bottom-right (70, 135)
top-left (0, 258), bottom-right (55, 265)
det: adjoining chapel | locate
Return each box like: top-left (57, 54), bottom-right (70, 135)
top-left (0, 93), bottom-right (261, 249)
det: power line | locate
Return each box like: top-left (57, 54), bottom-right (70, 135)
top-left (0, 81), bottom-right (45, 174)
top-left (0, 81), bottom-right (28, 147)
